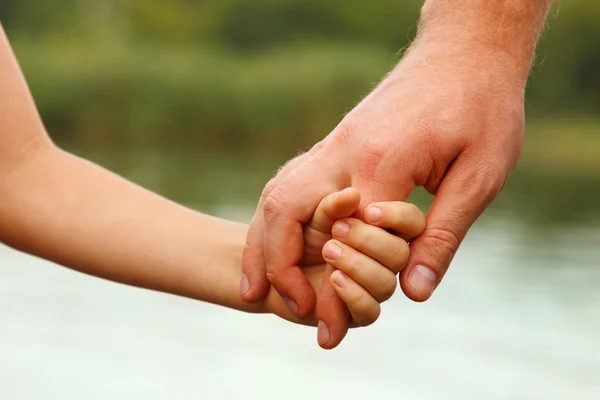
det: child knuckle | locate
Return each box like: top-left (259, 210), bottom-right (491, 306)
top-left (390, 240), bottom-right (410, 272)
top-left (377, 273), bottom-right (398, 302)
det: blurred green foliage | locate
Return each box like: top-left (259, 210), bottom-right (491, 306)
top-left (1, 0), bottom-right (599, 152)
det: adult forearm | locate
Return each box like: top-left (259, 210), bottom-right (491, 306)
top-left (0, 147), bottom-right (264, 313)
top-left (410, 0), bottom-right (553, 85)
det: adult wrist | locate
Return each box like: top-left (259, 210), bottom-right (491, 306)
top-left (413, 0), bottom-right (552, 87)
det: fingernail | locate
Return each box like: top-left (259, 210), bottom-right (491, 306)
top-left (332, 221), bottom-right (349, 238)
top-left (283, 296), bottom-right (299, 317)
top-left (317, 321), bottom-right (330, 346)
top-left (408, 265), bottom-right (437, 298)
top-left (366, 207), bottom-right (382, 223)
top-left (325, 243), bottom-right (342, 260)
top-left (331, 271), bottom-right (348, 289)
top-left (240, 273), bottom-right (249, 295)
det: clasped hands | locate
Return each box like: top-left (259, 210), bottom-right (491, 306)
top-left (238, 37), bottom-right (525, 349)
top-left (252, 187), bottom-right (425, 349)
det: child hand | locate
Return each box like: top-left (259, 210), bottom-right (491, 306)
top-left (264, 188), bottom-right (425, 349)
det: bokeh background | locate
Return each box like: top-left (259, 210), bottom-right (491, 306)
top-left (1, 1), bottom-right (599, 399)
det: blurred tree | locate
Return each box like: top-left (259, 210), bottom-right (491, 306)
top-left (2, 0), bottom-right (598, 152)
top-left (0, 0), bottom-right (16, 26)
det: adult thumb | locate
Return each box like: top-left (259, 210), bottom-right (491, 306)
top-left (400, 156), bottom-right (504, 302)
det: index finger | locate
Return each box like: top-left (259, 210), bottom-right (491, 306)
top-left (241, 151), bottom-right (314, 303)
top-left (262, 161), bottom-right (341, 318)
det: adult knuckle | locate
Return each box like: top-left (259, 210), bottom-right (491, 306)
top-left (486, 169), bottom-right (509, 200)
top-left (417, 119), bottom-right (448, 149)
top-left (261, 178), bottom-right (277, 200)
top-left (464, 157), bottom-right (508, 193)
top-left (459, 167), bottom-right (505, 211)
top-left (332, 118), bottom-right (357, 145)
top-left (309, 139), bottom-right (327, 154)
top-left (241, 242), bottom-right (255, 261)
top-left (356, 142), bottom-right (387, 180)
top-left (422, 227), bottom-right (460, 265)
top-left (262, 186), bottom-right (286, 217)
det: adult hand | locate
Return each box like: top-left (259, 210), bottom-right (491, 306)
top-left (241, 0), bottom-right (550, 345)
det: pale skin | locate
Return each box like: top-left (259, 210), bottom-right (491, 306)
top-left (242, 0), bottom-right (555, 348)
top-left (0, 24), bottom-right (425, 343)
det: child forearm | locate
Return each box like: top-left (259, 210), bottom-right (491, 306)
top-left (1, 23), bottom-right (262, 313)
top-left (0, 147), bottom-right (265, 312)
top-left (0, 146), bottom-right (264, 312)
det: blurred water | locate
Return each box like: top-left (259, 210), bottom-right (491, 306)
top-left (1, 152), bottom-right (600, 399)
